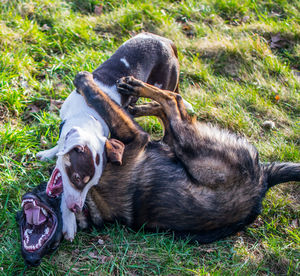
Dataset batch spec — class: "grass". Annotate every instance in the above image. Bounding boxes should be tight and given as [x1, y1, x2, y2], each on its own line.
[0, 0, 299, 274]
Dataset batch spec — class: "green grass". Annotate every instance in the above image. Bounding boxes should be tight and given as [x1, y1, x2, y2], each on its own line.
[0, 0, 299, 274]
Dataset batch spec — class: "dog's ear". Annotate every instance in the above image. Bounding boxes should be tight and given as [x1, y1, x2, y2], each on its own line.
[105, 139, 125, 165]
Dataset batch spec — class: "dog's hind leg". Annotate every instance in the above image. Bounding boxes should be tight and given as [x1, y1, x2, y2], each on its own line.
[128, 102, 174, 146]
[73, 72, 149, 149]
[117, 76, 190, 122]
[116, 76, 213, 184]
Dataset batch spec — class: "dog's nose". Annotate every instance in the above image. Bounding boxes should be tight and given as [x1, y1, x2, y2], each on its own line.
[69, 203, 80, 213]
[72, 173, 81, 184]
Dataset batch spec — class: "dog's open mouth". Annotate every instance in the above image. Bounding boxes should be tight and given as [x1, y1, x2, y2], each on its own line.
[21, 196, 57, 252]
[46, 168, 63, 197]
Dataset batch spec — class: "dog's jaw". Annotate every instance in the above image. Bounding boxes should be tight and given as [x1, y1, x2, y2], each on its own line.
[46, 168, 63, 197]
[49, 137, 105, 240]
[59, 159, 104, 241]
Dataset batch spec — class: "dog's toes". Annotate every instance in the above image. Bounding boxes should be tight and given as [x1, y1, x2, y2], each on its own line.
[126, 76, 143, 87]
[63, 220, 77, 242]
[117, 84, 139, 97]
[74, 71, 93, 90]
[127, 105, 137, 115]
[117, 76, 143, 86]
[116, 76, 143, 97]
[36, 152, 43, 160]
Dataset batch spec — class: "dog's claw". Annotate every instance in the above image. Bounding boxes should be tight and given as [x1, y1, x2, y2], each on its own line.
[116, 76, 142, 97]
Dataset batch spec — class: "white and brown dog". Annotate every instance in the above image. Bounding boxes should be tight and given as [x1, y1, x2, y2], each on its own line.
[37, 33, 193, 240]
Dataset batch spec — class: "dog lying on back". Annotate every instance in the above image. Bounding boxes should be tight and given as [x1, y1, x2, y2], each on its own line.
[71, 72, 299, 242]
[19, 73, 299, 266]
[36, 33, 193, 241]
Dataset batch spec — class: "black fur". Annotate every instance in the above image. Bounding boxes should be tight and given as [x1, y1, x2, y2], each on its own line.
[263, 162, 300, 188]
[16, 182, 63, 266]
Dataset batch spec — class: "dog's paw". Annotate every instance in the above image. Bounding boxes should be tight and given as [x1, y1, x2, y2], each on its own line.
[36, 148, 56, 161]
[61, 196, 77, 241]
[62, 211, 77, 241]
[116, 76, 143, 97]
[74, 71, 93, 94]
[36, 151, 49, 161]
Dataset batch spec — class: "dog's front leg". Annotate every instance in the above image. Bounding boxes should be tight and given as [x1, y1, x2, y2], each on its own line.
[61, 193, 77, 241]
[36, 145, 59, 161]
[74, 72, 149, 147]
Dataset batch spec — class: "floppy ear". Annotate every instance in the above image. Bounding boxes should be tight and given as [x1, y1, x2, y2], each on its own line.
[57, 128, 85, 156]
[105, 139, 125, 165]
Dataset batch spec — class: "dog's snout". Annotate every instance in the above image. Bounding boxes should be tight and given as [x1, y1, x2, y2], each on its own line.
[72, 173, 81, 184]
[65, 194, 82, 213]
[69, 203, 80, 213]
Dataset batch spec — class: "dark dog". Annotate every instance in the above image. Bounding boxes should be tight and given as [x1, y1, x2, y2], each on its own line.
[16, 182, 63, 266]
[16, 181, 94, 266]
[73, 72, 299, 243]
[18, 72, 299, 265]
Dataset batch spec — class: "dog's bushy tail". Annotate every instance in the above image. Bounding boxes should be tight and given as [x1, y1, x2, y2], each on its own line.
[263, 162, 300, 189]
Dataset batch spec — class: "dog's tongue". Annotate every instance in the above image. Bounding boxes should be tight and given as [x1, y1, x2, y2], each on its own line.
[24, 204, 46, 225]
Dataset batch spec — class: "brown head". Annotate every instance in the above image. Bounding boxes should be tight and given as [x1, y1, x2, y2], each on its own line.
[46, 125, 125, 213]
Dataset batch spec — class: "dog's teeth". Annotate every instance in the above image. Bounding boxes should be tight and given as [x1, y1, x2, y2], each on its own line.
[21, 198, 34, 207]
[38, 238, 42, 247]
[41, 208, 48, 216]
[45, 227, 49, 235]
[48, 190, 52, 195]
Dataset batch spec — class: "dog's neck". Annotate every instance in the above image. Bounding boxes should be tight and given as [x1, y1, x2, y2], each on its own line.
[93, 79, 121, 105]
[59, 79, 121, 136]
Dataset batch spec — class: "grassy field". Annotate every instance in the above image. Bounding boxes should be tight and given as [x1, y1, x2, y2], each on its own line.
[0, 0, 299, 274]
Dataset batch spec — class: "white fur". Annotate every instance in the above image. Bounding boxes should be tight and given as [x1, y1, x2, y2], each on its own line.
[55, 123, 107, 209]
[93, 79, 121, 105]
[120, 57, 130, 68]
[61, 193, 76, 241]
[182, 99, 194, 112]
[36, 145, 59, 161]
[37, 83, 119, 240]
[154, 83, 162, 89]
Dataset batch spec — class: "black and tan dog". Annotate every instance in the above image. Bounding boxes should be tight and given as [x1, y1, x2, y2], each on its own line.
[18, 72, 299, 265]
[70, 72, 300, 243]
